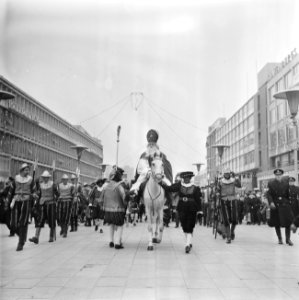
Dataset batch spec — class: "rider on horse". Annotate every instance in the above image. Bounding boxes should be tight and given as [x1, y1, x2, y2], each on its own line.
[130, 129, 173, 202]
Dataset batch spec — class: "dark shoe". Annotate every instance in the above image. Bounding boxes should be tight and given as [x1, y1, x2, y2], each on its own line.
[278, 238, 283, 244]
[99, 229, 103, 233]
[226, 238, 231, 244]
[231, 232, 235, 240]
[115, 244, 124, 249]
[16, 243, 23, 251]
[185, 245, 191, 253]
[9, 232, 15, 237]
[189, 244, 192, 248]
[60, 228, 63, 236]
[95, 225, 98, 231]
[70, 226, 75, 232]
[109, 242, 114, 248]
[286, 240, 293, 246]
[29, 237, 39, 244]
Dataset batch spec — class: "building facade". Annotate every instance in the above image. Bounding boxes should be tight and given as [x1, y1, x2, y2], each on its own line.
[258, 49, 299, 187]
[207, 49, 299, 192]
[0, 76, 103, 183]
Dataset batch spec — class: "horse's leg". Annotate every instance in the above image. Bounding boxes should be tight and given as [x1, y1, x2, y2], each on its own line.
[146, 207, 154, 251]
[157, 207, 164, 243]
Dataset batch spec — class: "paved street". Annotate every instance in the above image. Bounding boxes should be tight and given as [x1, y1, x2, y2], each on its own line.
[1, 221, 299, 300]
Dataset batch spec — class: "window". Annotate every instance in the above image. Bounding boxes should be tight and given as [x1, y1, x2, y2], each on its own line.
[269, 85, 275, 103]
[270, 108, 276, 124]
[293, 63, 299, 75]
[270, 132, 277, 149]
[276, 78, 284, 92]
[277, 128, 285, 146]
[277, 103, 285, 120]
[284, 71, 292, 89]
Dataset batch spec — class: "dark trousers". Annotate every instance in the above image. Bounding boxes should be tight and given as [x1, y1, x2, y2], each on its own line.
[35, 202, 56, 228]
[70, 201, 79, 228]
[275, 226, 291, 241]
[179, 210, 197, 234]
[57, 200, 72, 226]
[221, 199, 239, 226]
[10, 200, 31, 246]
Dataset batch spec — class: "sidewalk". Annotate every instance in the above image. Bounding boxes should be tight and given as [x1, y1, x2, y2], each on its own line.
[1, 221, 299, 300]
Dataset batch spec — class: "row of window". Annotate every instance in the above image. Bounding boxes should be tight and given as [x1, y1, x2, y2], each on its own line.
[268, 62, 299, 103]
[216, 114, 254, 143]
[0, 106, 102, 166]
[0, 80, 102, 155]
[216, 99, 255, 140]
[0, 131, 101, 179]
[220, 150, 255, 174]
[269, 125, 296, 149]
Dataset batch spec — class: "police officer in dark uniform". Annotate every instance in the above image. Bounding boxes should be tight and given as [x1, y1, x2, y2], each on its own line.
[267, 169, 294, 246]
[160, 171, 202, 254]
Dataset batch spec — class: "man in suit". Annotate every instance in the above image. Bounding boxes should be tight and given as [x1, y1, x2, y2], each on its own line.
[267, 169, 294, 246]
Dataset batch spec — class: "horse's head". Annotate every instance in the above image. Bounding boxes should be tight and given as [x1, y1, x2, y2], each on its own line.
[150, 152, 164, 182]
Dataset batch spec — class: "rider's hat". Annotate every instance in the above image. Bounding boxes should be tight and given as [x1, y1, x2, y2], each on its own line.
[147, 129, 159, 143]
[180, 171, 194, 179]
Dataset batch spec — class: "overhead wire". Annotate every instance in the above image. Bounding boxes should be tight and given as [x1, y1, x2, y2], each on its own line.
[79, 94, 130, 124]
[147, 97, 207, 133]
[144, 99, 205, 158]
[95, 97, 130, 138]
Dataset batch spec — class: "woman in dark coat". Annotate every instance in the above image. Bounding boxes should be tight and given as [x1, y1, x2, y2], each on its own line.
[161, 171, 202, 253]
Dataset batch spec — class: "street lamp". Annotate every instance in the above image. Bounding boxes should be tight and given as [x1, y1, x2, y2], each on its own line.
[192, 163, 204, 173]
[273, 86, 299, 183]
[70, 145, 88, 181]
[99, 163, 111, 178]
[212, 144, 230, 176]
[116, 125, 121, 167]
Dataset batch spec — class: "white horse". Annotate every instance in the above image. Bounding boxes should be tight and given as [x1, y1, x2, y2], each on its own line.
[143, 152, 166, 251]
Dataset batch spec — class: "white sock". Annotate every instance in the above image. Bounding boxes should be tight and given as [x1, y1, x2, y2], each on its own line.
[187, 233, 192, 246]
[109, 225, 114, 242]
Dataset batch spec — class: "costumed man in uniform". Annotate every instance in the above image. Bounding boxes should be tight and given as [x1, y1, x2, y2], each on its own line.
[89, 178, 106, 233]
[8, 163, 35, 251]
[289, 177, 299, 237]
[102, 167, 127, 249]
[29, 170, 59, 244]
[217, 168, 241, 244]
[70, 174, 84, 232]
[130, 129, 173, 203]
[160, 171, 202, 253]
[267, 169, 294, 246]
[57, 174, 74, 238]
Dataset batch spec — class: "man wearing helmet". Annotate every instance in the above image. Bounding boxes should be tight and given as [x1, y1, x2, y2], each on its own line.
[131, 129, 173, 200]
[29, 170, 59, 244]
[8, 163, 35, 251]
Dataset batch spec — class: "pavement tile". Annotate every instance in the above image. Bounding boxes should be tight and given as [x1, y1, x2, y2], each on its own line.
[188, 288, 225, 300]
[1, 223, 299, 300]
[88, 286, 124, 299]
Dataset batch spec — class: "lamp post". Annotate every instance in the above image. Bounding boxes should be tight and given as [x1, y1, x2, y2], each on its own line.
[99, 163, 111, 179]
[116, 125, 121, 167]
[193, 163, 204, 173]
[70, 145, 88, 182]
[273, 86, 299, 183]
[212, 144, 230, 177]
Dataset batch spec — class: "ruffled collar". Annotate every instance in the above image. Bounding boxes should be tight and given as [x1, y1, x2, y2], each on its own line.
[221, 177, 235, 184]
[40, 181, 53, 189]
[15, 174, 32, 184]
[181, 182, 193, 188]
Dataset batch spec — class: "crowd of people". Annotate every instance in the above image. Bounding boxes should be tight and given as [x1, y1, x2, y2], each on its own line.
[1, 129, 299, 254]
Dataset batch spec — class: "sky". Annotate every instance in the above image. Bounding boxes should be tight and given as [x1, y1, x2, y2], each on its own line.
[0, 0, 299, 177]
